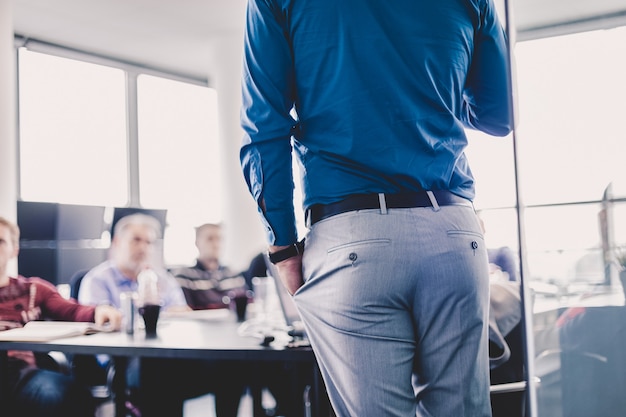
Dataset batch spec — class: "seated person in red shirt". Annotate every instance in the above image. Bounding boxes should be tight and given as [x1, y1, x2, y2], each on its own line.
[0, 216, 122, 417]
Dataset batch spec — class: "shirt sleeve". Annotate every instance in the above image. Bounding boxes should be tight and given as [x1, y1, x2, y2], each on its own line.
[240, 0, 299, 246]
[78, 270, 115, 307]
[159, 271, 189, 310]
[35, 278, 96, 322]
[461, 0, 514, 137]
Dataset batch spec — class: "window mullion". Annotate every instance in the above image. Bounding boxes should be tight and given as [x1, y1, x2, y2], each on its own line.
[125, 72, 140, 206]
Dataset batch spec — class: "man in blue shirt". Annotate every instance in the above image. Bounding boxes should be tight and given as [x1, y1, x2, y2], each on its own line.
[240, 1, 513, 415]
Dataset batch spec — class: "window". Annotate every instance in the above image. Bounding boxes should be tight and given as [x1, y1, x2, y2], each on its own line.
[18, 49, 127, 206]
[515, 27, 626, 206]
[137, 75, 221, 265]
[462, 26, 626, 290]
[513, 26, 626, 289]
[17, 47, 222, 267]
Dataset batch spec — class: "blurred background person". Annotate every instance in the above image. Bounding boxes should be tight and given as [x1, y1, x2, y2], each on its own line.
[78, 213, 244, 417]
[171, 223, 249, 310]
[173, 224, 313, 417]
[78, 213, 190, 311]
[478, 213, 520, 282]
[0, 216, 121, 417]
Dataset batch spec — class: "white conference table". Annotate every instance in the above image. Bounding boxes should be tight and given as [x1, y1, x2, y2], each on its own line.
[0, 313, 331, 417]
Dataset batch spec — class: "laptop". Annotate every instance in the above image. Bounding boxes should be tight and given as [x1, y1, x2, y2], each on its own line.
[263, 254, 308, 340]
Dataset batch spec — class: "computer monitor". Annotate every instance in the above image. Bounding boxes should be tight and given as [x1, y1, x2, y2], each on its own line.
[17, 201, 107, 241]
[57, 247, 108, 285]
[17, 201, 58, 241]
[57, 203, 106, 240]
[18, 248, 57, 284]
[110, 207, 167, 239]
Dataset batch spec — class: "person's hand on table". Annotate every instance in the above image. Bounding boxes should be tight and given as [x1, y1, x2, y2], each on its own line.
[94, 305, 123, 330]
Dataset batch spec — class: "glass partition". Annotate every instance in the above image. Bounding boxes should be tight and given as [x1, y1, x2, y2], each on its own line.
[513, 26, 626, 417]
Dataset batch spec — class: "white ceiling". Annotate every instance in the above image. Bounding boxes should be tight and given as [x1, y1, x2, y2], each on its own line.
[12, 0, 248, 83]
[11, 0, 626, 84]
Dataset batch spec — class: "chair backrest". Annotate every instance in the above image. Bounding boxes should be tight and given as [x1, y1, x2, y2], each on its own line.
[69, 268, 91, 301]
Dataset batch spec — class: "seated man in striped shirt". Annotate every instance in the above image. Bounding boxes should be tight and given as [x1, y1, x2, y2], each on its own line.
[170, 223, 249, 310]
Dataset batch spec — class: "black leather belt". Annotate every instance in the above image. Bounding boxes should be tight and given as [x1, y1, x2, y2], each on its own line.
[306, 190, 471, 226]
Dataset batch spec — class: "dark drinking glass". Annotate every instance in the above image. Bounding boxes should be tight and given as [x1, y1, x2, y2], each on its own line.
[233, 296, 249, 322]
[138, 304, 161, 338]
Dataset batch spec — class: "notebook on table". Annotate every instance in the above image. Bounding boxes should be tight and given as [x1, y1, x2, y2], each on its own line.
[0, 321, 114, 342]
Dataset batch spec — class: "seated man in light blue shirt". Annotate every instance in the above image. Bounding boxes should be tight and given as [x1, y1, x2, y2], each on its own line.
[78, 213, 244, 417]
[78, 213, 189, 311]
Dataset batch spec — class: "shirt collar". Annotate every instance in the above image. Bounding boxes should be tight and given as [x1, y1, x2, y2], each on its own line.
[108, 260, 138, 290]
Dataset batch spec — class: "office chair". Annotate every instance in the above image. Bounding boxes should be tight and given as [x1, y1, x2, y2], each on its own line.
[490, 322, 526, 417]
[34, 350, 72, 375]
[69, 268, 91, 301]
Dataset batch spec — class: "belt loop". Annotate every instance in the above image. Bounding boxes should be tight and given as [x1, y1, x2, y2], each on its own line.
[426, 191, 440, 212]
[305, 209, 312, 228]
[378, 193, 388, 214]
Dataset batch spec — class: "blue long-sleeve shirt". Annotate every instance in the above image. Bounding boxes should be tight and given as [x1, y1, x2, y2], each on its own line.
[240, 0, 513, 245]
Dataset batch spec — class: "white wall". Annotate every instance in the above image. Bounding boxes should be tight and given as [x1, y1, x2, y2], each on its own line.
[208, 34, 267, 272]
[0, 0, 17, 275]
